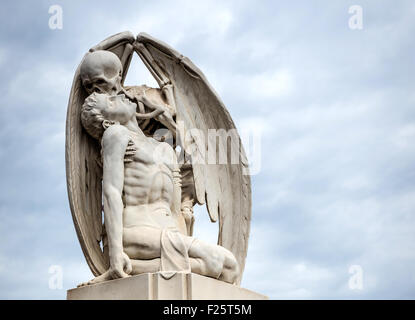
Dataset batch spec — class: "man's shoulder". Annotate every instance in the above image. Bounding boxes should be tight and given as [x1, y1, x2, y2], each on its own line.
[102, 125, 130, 146]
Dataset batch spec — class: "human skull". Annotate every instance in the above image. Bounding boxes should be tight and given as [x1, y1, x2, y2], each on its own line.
[80, 50, 123, 95]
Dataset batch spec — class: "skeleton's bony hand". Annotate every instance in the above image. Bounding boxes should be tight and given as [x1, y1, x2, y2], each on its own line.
[109, 252, 132, 279]
[138, 89, 176, 134]
[124, 140, 137, 163]
[155, 107, 176, 134]
[137, 89, 159, 111]
[136, 90, 167, 120]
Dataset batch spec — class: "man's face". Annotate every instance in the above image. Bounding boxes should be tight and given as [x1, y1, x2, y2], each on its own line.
[95, 93, 136, 124]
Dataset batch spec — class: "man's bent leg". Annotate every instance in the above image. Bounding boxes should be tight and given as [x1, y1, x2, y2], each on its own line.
[187, 238, 239, 284]
[217, 246, 239, 284]
[123, 226, 162, 260]
[131, 258, 160, 275]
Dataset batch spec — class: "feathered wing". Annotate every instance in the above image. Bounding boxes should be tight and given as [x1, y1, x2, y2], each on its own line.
[66, 32, 135, 276]
[136, 33, 252, 284]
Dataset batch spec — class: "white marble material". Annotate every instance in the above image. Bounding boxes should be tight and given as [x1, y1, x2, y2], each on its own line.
[68, 273, 267, 300]
[66, 32, 252, 292]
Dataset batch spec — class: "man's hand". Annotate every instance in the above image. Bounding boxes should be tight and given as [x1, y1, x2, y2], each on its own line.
[109, 251, 132, 279]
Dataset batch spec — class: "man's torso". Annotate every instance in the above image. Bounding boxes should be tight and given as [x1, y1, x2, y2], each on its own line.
[122, 131, 178, 230]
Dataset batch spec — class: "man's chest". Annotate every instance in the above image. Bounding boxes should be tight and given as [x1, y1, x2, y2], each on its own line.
[127, 135, 171, 167]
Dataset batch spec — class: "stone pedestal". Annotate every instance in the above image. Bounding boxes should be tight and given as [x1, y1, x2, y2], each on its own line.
[67, 272, 267, 300]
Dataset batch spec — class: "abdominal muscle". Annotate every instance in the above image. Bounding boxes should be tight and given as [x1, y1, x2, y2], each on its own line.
[122, 203, 178, 260]
[123, 202, 177, 229]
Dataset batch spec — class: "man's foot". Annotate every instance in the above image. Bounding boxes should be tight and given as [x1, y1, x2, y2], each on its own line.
[77, 270, 112, 287]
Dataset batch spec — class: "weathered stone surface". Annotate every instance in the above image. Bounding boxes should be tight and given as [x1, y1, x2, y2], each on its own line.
[67, 272, 267, 300]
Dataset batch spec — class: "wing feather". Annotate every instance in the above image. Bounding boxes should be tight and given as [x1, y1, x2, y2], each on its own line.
[66, 71, 106, 276]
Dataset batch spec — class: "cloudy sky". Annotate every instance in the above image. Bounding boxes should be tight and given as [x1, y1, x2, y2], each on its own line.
[0, 0, 414, 299]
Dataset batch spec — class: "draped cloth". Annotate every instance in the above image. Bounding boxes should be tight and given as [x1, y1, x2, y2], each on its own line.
[159, 227, 193, 279]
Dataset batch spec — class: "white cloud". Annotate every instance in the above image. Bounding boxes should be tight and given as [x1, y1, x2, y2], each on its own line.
[250, 69, 294, 98]
[392, 124, 415, 149]
[7, 62, 73, 106]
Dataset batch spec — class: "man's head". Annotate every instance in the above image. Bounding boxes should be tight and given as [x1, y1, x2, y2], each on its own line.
[80, 50, 123, 95]
[81, 92, 137, 139]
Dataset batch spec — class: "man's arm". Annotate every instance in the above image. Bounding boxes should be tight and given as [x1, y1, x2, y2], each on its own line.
[101, 125, 132, 279]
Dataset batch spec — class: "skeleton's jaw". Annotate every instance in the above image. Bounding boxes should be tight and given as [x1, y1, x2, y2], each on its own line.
[85, 81, 121, 96]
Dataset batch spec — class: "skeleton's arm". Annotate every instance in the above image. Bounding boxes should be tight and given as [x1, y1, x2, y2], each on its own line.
[136, 88, 177, 136]
[134, 42, 169, 87]
[90, 31, 135, 52]
[134, 41, 177, 115]
[161, 84, 176, 114]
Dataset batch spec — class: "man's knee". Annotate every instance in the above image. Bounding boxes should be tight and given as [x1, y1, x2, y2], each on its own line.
[189, 239, 225, 278]
[221, 247, 239, 274]
[207, 248, 226, 277]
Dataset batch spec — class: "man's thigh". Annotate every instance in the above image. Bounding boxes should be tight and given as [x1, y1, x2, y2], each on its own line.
[123, 226, 162, 259]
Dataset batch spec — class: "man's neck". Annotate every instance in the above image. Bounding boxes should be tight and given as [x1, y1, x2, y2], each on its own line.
[124, 118, 145, 137]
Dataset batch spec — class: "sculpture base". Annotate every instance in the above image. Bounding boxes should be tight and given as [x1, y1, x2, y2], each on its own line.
[67, 272, 267, 300]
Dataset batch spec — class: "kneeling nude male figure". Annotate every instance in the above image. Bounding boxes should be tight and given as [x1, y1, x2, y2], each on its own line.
[79, 92, 239, 286]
